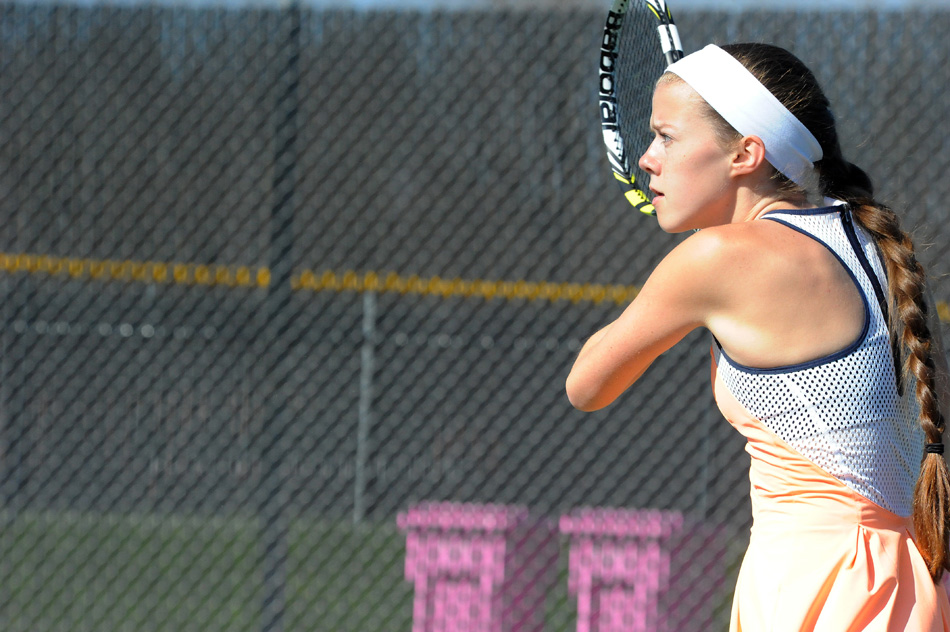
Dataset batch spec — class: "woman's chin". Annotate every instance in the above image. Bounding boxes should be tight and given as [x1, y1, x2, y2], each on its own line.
[655, 214, 691, 234]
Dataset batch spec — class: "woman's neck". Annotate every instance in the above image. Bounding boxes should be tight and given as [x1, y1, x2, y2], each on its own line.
[735, 189, 813, 223]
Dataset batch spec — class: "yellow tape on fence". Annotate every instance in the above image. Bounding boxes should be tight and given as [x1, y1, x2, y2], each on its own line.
[291, 269, 638, 305]
[1, 252, 949, 320]
[0, 252, 639, 306]
[0, 253, 269, 288]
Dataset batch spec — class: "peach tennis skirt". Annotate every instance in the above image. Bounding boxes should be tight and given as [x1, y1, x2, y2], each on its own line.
[712, 354, 950, 631]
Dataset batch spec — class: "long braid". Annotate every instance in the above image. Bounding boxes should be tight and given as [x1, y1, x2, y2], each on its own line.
[815, 109, 950, 579]
[848, 198, 950, 580]
[717, 42, 950, 582]
[816, 99, 950, 581]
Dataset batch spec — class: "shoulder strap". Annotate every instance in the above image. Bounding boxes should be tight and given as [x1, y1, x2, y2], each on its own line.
[840, 208, 903, 393]
[840, 208, 889, 325]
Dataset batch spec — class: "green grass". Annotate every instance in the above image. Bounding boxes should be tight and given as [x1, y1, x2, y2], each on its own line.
[285, 518, 414, 632]
[0, 509, 578, 632]
[0, 509, 736, 631]
[1, 510, 260, 632]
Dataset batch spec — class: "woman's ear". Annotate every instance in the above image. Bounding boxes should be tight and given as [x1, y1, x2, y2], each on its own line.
[731, 135, 768, 176]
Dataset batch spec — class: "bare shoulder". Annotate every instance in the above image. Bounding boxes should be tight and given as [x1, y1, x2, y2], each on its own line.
[654, 221, 776, 286]
[635, 222, 780, 327]
[565, 218, 843, 410]
[672, 219, 820, 272]
[691, 217, 866, 367]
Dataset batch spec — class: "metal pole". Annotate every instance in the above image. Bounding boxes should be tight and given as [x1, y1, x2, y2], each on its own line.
[354, 291, 376, 523]
[259, 5, 301, 632]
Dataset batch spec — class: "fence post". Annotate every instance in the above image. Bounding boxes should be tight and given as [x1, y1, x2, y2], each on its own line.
[259, 5, 301, 632]
[354, 290, 376, 523]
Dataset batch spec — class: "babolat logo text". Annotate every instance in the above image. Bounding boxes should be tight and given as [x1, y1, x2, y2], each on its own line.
[599, 11, 623, 131]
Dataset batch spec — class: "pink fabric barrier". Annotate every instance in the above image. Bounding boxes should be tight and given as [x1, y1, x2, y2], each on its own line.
[559, 508, 684, 632]
[398, 502, 558, 632]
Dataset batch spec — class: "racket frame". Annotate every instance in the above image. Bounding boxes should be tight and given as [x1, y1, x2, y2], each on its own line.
[599, 0, 683, 215]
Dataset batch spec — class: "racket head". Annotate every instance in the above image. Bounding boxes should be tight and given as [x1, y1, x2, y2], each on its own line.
[599, 0, 683, 215]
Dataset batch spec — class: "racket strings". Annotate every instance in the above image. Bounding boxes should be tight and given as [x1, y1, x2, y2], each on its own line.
[612, 5, 672, 197]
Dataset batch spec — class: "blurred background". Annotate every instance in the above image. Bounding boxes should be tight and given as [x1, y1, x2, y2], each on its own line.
[1, 0, 948, 630]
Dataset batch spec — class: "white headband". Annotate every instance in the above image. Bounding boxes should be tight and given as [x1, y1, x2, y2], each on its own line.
[665, 44, 822, 189]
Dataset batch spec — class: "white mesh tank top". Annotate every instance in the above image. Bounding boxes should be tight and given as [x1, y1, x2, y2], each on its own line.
[714, 205, 923, 516]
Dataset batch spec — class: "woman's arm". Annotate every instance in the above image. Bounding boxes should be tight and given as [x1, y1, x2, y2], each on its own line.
[566, 228, 731, 411]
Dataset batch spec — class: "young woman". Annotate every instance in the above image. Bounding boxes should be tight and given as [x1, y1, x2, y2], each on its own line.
[566, 43, 950, 630]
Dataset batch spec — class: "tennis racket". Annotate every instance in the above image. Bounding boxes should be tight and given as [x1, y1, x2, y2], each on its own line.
[599, 0, 684, 215]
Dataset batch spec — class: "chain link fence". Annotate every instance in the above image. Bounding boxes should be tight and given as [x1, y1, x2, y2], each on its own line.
[1, 3, 948, 631]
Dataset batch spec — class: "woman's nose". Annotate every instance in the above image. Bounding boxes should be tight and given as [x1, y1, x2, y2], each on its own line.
[638, 142, 658, 175]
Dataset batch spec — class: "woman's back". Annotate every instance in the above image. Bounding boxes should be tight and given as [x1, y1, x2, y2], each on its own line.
[715, 205, 925, 514]
[698, 208, 865, 370]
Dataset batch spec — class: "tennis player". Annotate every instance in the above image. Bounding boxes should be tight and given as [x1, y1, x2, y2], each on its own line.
[566, 42, 950, 630]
